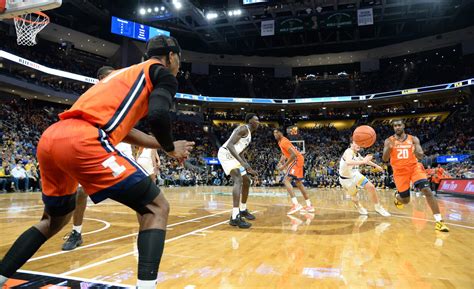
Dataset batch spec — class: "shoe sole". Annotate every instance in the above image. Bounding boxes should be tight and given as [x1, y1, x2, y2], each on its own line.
[229, 222, 252, 229]
[287, 208, 302, 215]
[62, 240, 83, 251]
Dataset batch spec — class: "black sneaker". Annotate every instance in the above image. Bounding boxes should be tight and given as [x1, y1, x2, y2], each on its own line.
[240, 209, 256, 220]
[62, 230, 83, 251]
[229, 214, 252, 229]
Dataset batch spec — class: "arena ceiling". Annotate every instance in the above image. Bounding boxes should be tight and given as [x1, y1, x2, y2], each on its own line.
[45, 0, 474, 56]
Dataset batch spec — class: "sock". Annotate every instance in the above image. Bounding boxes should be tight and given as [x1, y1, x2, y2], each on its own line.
[434, 214, 442, 222]
[232, 207, 239, 219]
[73, 225, 82, 234]
[291, 197, 298, 205]
[239, 203, 247, 211]
[137, 229, 166, 284]
[0, 227, 47, 277]
[136, 279, 157, 289]
[305, 199, 311, 207]
[374, 203, 381, 208]
[0, 275, 7, 286]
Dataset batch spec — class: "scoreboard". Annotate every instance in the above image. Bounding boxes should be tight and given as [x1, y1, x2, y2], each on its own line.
[111, 16, 170, 42]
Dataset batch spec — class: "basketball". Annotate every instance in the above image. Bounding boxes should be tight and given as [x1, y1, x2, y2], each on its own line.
[353, 125, 376, 148]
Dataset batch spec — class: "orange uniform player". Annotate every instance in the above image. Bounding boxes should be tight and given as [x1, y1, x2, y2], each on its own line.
[382, 119, 449, 232]
[0, 35, 194, 289]
[274, 129, 314, 215]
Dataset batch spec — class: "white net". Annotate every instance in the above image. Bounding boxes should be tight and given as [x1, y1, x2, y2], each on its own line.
[14, 12, 49, 46]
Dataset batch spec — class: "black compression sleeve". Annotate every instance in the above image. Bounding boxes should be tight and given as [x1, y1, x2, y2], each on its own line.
[148, 65, 178, 152]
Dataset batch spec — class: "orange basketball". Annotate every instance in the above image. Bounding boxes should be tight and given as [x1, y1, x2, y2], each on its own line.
[353, 125, 376, 148]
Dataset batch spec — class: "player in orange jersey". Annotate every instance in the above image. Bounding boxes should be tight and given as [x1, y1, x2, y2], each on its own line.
[382, 120, 449, 232]
[0, 35, 194, 289]
[274, 129, 314, 215]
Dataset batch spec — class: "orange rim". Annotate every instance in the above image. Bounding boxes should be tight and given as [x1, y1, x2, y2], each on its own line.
[14, 11, 49, 25]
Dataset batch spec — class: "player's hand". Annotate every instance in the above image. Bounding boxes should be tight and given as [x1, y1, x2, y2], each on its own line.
[363, 155, 373, 164]
[166, 140, 195, 161]
[244, 164, 257, 176]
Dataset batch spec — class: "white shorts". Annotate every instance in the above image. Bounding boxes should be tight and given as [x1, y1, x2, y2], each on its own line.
[339, 171, 368, 196]
[217, 147, 247, 176]
[137, 159, 154, 175]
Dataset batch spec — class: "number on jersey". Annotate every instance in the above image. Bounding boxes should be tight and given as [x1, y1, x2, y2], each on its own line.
[397, 149, 409, 159]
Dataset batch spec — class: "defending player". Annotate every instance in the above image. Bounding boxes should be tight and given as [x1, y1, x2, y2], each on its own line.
[382, 119, 449, 232]
[339, 141, 390, 217]
[217, 113, 260, 228]
[0, 35, 195, 289]
[273, 129, 314, 215]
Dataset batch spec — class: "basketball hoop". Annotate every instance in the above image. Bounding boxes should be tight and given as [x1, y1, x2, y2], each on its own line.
[14, 11, 49, 46]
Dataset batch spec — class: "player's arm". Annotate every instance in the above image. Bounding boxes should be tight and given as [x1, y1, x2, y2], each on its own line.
[382, 138, 392, 162]
[367, 160, 384, 172]
[278, 155, 286, 167]
[344, 150, 372, 166]
[226, 127, 251, 169]
[123, 129, 161, 149]
[147, 65, 194, 159]
[412, 136, 424, 160]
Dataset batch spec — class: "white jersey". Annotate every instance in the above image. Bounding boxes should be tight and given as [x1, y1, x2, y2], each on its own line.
[115, 142, 133, 159]
[222, 125, 251, 155]
[137, 148, 156, 175]
[339, 148, 363, 178]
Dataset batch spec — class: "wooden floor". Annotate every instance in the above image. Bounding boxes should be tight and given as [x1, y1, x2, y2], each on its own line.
[1, 186, 473, 289]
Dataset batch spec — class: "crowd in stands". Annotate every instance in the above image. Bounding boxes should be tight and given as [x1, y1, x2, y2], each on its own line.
[0, 95, 472, 193]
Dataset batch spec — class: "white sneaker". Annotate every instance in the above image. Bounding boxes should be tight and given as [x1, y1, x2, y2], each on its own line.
[354, 202, 368, 215]
[287, 204, 303, 215]
[374, 204, 391, 217]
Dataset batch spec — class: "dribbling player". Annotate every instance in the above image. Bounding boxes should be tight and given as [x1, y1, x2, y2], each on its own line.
[339, 141, 390, 217]
[0, 35, 195, 289]
[382, 119, 449, 232]
[217, 113, 260, 228]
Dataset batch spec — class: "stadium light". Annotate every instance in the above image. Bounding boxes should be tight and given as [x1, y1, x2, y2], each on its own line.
[147, 8, 152, 13]
[161, 6, 165, 11]
[173, 0, 182, 10]
[206, 12, 218, 20]
[154, 7, 159, 12]
[139, 8, 146, 15]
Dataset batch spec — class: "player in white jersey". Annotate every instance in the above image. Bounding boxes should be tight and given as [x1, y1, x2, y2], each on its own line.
[217, 113, 260, 228]
[338, 141, 390, 217]
[137, 147, 160, 183]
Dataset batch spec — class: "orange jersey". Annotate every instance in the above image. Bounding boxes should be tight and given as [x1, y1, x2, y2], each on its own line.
[389, 134, 418, 171]
[59, 59, 163, 145]
[278, 137, 303, 160]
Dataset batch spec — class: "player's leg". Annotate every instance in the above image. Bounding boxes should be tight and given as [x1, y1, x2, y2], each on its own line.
[293, 159, 313, 212]
[412, 167, 449, 232]
[363, 180, 390, 217]
[284, 175, 303, 215]
[393, 171, 411, 208]
[239, 174, 255, 220]
[0, 129, 77, 285]
[62, 185, 87, 250]
[228, 168, 251, 228]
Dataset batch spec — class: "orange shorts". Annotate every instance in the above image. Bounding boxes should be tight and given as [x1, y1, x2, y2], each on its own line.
[285, 157, 304, 180]
[37, 119, 148, 206]
[393, 163, 427, 193]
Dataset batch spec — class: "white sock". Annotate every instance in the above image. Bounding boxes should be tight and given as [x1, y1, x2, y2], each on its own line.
[73, 225, 82, 234]
[232, 207, 239, 219]
[305, 199, 311, 206]
[0, 275, 7, 286]
[137, 279, 157, 289]
[291, 197, 298, 205]
[434, 214, 442, 222]
[240, 203, 247, 211]
[374, 203, 381, 208]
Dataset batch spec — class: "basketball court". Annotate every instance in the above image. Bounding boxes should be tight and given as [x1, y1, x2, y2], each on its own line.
[1, 187, 473, 288]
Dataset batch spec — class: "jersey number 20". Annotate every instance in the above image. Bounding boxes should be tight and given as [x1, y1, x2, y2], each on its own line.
[397, 149, 409, 159]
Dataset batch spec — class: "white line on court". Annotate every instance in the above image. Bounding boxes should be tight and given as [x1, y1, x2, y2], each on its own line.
[0, 205, 44, 212]
[17, 269, 134, 288]
[27, 210, 231, 262]
[61, 219, 230, 276]
[81, 218, 111, 236]
[61, 211, 259, 276]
